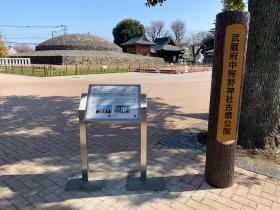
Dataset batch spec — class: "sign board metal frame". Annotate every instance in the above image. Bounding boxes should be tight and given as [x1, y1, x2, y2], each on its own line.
[79, 85, 147, 182]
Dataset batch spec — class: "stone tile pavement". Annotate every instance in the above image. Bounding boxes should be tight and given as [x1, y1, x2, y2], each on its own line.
[0, 72, 280, 209]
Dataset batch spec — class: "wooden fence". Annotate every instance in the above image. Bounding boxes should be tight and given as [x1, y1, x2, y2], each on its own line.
[0, 63, 212, 77]
[137, 64, 212, 74]
[0, 64, 135, 77]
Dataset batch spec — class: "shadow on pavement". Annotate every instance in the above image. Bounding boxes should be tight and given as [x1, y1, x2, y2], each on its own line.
[0, 95, 211, 208]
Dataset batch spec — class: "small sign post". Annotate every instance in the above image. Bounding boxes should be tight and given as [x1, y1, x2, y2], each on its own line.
[66, 84, 156, 191]
[205, 11, 250, 188]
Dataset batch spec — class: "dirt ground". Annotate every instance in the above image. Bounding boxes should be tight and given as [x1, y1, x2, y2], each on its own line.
[197, 132, 280, 165]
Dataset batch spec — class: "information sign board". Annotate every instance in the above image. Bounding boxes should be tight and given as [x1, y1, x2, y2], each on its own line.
[84, 84, 141, 122]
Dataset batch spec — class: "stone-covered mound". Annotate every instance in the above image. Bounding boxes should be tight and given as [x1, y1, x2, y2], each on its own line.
[36, 34, 122, 52]
[13, 50, 165, 66]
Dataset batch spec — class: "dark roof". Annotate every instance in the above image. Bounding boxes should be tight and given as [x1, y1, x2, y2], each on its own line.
[160, 45, 183, 52]
[121, 36, 155, 46]
[155, 36, 175, 46]
[154, 36, 183, 52]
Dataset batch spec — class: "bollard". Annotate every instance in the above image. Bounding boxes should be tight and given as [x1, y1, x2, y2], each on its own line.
[205, 11, 250, 188]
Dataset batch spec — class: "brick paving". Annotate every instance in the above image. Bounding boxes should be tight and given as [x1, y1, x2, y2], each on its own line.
[0, 72, 280, 210]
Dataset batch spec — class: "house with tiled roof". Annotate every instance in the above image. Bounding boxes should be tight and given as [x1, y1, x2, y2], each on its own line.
[152, 36, 184, 62]
[121, 36, 184, 62]
[120, 35, 155, 56]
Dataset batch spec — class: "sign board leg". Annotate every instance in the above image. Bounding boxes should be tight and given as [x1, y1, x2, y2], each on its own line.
[79, 113, 89, 181]
[141, 94, 147, 180]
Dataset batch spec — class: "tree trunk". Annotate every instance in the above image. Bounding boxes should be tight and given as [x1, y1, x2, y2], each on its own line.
[238, 1, 280, 149]
[205, 11, 249, 188]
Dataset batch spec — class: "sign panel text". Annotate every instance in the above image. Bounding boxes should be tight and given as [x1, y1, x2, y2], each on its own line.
[217, 24, 247, 144]
[84, 85, 141, 122]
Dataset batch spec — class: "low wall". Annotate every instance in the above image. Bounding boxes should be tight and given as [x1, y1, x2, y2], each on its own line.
[10, 56, 63, 65]
[63, 55, 164, 66]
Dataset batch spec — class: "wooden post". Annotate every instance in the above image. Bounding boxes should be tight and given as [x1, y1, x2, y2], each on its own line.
[44, 66, 47, 77]
[205, 11, 249, 188]
[75, 64, 78, 75]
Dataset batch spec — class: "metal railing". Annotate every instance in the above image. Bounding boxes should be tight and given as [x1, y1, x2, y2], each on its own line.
[0, 58, 31, 67]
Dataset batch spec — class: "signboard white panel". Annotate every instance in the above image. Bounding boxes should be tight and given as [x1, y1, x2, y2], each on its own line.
[84, 84, 141, 122]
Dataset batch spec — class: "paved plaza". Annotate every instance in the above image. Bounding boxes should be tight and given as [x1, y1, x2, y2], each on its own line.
[0, 72, 280, 210]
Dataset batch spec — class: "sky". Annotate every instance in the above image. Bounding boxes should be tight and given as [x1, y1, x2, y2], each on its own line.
[0, 0, 223, 47]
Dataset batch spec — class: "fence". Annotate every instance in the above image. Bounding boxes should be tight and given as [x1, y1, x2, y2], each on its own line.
[0, 58, 31, 67]
[185, 65, 212, 73]
[0, 63, 212, 77]
[0, 64, 135, 77]
[137, 64, 212, 74]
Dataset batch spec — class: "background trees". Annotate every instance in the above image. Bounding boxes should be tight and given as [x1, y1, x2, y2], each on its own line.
[145, 0, 166, 7]
[145, 0, 245, 10]
[221, 0, 245, 11]
[146, 21, 167, 42]
[0, 39, 8, 58]
[185, 31, 209, 62]
[201, 32, 214, 53]
[145, 17, 214, 63]
[112, 19, 145, 46]
[146, 20, 187, 46]
[14, 44, 33, 53]
[170, 20, 186, 46]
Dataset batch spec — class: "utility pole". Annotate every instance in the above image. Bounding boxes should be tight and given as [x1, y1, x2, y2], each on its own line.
[61, 25, 67, 34]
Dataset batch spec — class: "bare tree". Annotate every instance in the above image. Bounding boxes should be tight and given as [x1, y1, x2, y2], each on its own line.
[146, 21, 166, 42]
[170, 20, 186, 46]
[14, 44, 33, 53]
[186, 31, 208, 63]
[163, 30, 169, 37]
